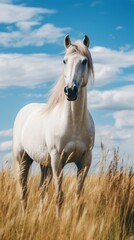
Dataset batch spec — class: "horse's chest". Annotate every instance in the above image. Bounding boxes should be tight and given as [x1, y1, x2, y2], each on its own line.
[62, 138, 87, 163]
[55, 119, 91, 151]
[65, 138, 86, 153]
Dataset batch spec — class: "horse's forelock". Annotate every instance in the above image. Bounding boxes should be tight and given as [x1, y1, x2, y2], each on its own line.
[66, 41, 94, 77]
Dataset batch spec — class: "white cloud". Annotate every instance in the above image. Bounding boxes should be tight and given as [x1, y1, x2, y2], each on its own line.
[88, 85, 134, 160]
[0, 53, 63, 87]
[0, 140, 12, 151]
[93, 63, 121, 83]
[88, 84, 134, 163]
[0, 0, 12, 3]
[94, 124, 134, 167]
[91, 46, 134, 85]
[0, 3, 54, 24]
[0, 3, 70, 47]
[96, 125, 133, 142]
[16, 21, 40, 32]
[88, 85, 134, 110]
[90, 1, 103, 7]
[115, 26, 123, 30]
[122, 74, 134, 82]
[0, 23, 70, 47]
[119, 44, 131, 51]
[0, 128, 12, 137]
[114, 110, 134, 128]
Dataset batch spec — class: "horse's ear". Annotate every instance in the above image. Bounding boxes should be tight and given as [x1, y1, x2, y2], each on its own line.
[83, 35, 90, 48]
[64, 35, 72, 48]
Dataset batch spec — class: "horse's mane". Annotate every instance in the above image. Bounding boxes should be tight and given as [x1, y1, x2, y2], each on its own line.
[45, 75, 65, 112]
[45, 41, 94, 112]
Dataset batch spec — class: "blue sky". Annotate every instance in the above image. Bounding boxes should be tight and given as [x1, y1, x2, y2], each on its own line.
[0, 0, 134, 170]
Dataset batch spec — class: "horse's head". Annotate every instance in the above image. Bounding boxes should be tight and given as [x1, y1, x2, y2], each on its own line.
[63, 35, 93, 101]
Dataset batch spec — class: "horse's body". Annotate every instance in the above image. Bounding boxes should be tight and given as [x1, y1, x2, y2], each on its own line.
[13, 35, 95, 214]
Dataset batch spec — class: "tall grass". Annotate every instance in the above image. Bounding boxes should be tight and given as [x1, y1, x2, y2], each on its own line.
[0, 149, 134, 240]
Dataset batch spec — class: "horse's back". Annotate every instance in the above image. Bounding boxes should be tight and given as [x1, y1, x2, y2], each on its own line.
[14, 103, 39, 126]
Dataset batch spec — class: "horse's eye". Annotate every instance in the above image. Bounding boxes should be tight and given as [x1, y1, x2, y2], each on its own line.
[82, 59, 88, 65]
[63, 59, 66, 64]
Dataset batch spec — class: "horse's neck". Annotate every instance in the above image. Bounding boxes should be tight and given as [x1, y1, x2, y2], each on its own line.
[64, 87, 87, 128]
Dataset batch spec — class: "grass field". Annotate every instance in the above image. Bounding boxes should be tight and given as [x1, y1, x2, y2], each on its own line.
[0, 149, 134, 240]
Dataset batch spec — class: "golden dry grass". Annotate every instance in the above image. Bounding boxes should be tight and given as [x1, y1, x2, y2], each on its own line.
[0, 151, 134, 240]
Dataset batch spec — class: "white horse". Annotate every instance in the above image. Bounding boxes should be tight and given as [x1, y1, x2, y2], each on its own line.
[13, 35, 95, 215]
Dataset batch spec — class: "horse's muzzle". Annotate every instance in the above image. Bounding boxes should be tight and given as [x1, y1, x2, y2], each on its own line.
[64, 85, 78, 101]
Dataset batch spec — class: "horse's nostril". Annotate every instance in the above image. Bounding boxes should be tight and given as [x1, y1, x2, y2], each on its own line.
[73, 86, 78, 94]
[64, 86, 68, 94]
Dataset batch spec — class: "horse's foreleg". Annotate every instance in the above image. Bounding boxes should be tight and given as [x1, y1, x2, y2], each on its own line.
[51, 150, 64, 218]
[76, 151, 92, 199]
[39, 165, 52, 212]
[17, 151, 33, 211]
